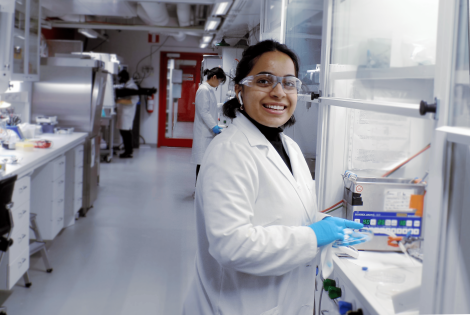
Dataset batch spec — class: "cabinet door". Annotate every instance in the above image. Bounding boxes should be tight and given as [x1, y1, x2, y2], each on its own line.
[26, 0, 39, 79]
[0, 1, 14, 83]
[12, 0, 26, 77]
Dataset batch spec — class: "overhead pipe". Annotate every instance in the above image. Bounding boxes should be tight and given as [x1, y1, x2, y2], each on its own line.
[176, 4, 191, 27]
[137, 2, 170, 26]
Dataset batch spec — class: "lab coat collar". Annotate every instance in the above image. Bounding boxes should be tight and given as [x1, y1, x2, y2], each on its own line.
[203, 81, 216, 91]
[233, 112, 313, 222]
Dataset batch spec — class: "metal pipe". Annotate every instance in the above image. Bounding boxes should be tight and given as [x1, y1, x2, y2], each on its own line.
[49, 21, 205, 34]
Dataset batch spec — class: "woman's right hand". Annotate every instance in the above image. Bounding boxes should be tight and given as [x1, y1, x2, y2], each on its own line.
[212, 125, 223, 134]
[309, 217, 363, 247]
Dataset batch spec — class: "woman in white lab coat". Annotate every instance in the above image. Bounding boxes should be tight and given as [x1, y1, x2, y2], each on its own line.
[116, 69, 139, 158]
[190, 67, 227, 180]
[183, 40, 362, 315]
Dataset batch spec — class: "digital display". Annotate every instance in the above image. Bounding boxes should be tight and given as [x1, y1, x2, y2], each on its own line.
[363, 219, 371, 225]
[399, 220, 407, 226]
[377, 219, 385, 226]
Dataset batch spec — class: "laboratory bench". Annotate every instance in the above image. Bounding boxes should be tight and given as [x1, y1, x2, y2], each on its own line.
[0, 132, 87, 291]
[318, 250, 422, 315]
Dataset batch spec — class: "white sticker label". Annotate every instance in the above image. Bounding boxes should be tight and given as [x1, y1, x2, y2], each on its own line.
[384, 189, 413, 211]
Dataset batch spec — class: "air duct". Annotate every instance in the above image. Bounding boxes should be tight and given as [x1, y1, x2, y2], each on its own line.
[176, 4, 191, 27]
[172, 32, 186, 42]
[137, 2, 170, 26]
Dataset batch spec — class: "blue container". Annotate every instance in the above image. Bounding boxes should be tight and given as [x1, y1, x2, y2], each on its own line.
[6, 125, 23, 139]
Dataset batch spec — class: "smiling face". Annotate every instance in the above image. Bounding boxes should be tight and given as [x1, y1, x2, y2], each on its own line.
[235, 51, 297, 128]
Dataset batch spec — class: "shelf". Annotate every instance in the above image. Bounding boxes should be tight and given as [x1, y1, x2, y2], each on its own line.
[329, 65, 435, 81]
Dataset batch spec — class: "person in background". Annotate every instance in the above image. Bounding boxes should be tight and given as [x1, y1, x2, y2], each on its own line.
[116, 69, 139, 158]
[183, 40, 363, 315]
[190, 67, 227, 181]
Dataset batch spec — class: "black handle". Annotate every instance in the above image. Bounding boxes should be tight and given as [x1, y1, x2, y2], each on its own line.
[419, 100, 437, 115]
[311, 92, 320, 100]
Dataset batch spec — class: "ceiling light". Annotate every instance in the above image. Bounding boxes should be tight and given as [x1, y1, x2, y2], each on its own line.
[205, 17, 221, 31]
[215, 39, 230, 47]
[212, 1, 232, 16]
[200, 43, 208, 49]
[78, 28, 99, 39]
[202, 35, 213, 43]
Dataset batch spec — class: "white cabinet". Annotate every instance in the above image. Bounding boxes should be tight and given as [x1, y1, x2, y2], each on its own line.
[0, 175, 30, 290]
[64, 145, 84, 227]
[11, 0, 40, 81]
[30, 155, 66, 240]
[0, 0, 15, 86]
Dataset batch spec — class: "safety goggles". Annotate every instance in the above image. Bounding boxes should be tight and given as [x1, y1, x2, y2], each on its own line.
[239, 74, 302, 94]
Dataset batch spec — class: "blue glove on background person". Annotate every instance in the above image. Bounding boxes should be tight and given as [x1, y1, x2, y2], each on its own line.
[212, 125, 223, 134]
[309, 217, 364, 247]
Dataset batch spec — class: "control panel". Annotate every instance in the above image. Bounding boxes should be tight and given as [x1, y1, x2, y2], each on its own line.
[353, 211, 422, 237]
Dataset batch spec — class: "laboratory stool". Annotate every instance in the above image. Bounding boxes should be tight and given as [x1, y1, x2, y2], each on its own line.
[22, 213, 53, 288]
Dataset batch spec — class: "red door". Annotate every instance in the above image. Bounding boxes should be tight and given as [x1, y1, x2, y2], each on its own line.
[157, 52, 215, 147]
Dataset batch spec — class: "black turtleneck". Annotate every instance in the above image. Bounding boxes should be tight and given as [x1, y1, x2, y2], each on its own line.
[240, 110, 293, 174]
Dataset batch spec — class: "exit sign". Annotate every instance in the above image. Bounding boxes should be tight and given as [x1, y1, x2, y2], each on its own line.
[148, 33, 159, 43]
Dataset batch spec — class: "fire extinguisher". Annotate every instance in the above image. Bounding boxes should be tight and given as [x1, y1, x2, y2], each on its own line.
[147, 94, 155, 114]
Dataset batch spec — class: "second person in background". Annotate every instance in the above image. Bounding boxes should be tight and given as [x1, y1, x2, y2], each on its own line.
[190, 67, 227, 182]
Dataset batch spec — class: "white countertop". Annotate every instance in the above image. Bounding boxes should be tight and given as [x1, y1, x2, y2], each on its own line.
[0, 132, 87, 177]
[333, 251, 422, 315]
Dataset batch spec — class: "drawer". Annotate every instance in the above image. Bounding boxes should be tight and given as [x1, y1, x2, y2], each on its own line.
[9, 210, 30, 262]
[52, 175, 66, 201]
[51, 214, 64, 238]
[7, 247, 29, 290]
[75, 145, 84, 167]
[74, 196, 83, 214]
[12, 176, 31, 208]
[52, 155, 66, 180]
[75, 165, 84, 184]
[74, 182, 83, 201]
[52, 197, 65, 219]
[11, 201, 30, 227]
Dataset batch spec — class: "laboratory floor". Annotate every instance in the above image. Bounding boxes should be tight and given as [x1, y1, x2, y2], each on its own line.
[1, 147, 198, 315]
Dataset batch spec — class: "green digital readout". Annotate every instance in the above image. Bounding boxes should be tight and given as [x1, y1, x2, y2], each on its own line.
[363, 219, 371, 225]
[377, 219, 385, 226]
[399, 220, 407, 226]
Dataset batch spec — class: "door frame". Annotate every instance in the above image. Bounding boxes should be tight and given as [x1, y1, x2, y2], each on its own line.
[157, 51, 206, 148]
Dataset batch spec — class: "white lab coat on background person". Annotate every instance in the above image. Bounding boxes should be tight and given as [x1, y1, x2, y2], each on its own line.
[116, 78, 139, 130]
[190, 82, 219, 165]
[183, 112, 328, 315]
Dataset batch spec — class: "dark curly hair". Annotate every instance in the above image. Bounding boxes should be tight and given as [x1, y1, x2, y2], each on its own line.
[223, 40, 299, 127]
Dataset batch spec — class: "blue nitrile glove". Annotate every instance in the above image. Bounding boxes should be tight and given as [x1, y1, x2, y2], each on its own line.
[212, 125, 223, 134]
[309, 217, 364, 247]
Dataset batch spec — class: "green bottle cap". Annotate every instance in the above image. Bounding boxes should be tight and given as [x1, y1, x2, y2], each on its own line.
[328, 287, 342, 299]
[323, 279, 336, 291]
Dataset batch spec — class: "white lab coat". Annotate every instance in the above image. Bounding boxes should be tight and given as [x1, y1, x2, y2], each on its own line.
[190, 82, 218, 165]
[183, 112, 328, 315]
[116, 78, 139, 130]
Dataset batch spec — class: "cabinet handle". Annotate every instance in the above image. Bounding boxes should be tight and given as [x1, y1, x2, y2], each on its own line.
[18, 209, 27, 219]
[59, 180, 64, 184]
[58, 217, 63, 222]
[18, 258, 26, 268]
[59, 161, 65, 165]
[18, 234, 26, 243]
[6, 202, 14, 210]
[19, 185, 28, 193]
[58, 199, 64, 203]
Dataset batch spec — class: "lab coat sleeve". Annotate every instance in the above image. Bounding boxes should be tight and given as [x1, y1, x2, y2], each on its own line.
[201, 141, 319, 277]
[195, 87, 217, 130]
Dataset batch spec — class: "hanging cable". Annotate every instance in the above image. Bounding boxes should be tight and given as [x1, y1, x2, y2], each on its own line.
[381, 143, 431, 178]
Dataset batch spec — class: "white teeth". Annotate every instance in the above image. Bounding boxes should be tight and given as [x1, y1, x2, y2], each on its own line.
[265, 105, 285, 110]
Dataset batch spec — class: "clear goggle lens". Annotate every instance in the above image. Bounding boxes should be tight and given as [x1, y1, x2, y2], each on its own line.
[239, 74, 301, 94]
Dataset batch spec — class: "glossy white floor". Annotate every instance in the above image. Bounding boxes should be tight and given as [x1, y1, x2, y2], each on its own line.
[1, 147, 198, 315]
